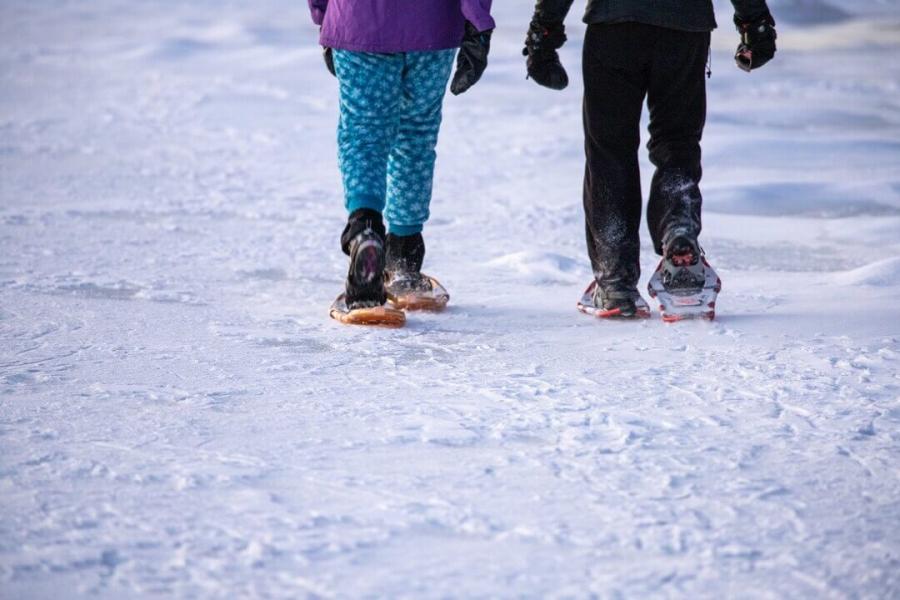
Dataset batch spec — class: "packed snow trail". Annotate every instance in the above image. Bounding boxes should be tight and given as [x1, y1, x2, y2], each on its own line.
[2, 1, 900, 597]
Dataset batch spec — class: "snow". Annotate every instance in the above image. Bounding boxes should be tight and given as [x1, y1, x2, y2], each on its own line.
[2, 0, 900, 598]
[835, 257, 900, 287]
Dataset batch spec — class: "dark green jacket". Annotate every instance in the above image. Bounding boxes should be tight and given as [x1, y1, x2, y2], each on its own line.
[534, 0, 771, 32]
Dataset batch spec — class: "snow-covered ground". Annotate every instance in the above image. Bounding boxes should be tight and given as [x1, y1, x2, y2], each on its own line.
[2, 0, 900, 597]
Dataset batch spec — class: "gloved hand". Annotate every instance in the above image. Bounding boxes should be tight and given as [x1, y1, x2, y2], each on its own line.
[734, 11, 777, 72]
[323, 47, 336, 77]
[523, 18, 568, 90]
[451, 22, 492, 96]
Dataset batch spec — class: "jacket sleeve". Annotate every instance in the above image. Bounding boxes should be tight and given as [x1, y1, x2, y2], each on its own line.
[731, 0, 771, 21]
[308, 0, 327, 25]
[533, 0, 575, 22]
[461, 0, 496, 32]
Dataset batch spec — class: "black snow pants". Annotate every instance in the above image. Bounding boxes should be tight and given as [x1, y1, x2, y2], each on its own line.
[582, 23, 710, 293]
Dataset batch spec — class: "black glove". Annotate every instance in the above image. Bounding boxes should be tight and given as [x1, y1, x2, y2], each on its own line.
[523, 18, 568, 90]
[451, 22, 492, 96]
[734, 11, 777, 72]
[323, 47, 336, 77]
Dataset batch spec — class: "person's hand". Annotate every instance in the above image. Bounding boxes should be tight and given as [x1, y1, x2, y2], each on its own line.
[451, 22, 492, 96]
[734, 11, 777, 72]
[323, 47, 336, 77]
[522, 18, 568, 90]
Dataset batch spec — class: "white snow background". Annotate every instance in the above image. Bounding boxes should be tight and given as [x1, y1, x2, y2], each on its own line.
[2, 0, 900, 597]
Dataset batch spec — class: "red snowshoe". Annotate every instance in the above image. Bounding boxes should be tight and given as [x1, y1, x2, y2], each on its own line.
[577, 280, 652, 320]
[648, 238, 721, 322]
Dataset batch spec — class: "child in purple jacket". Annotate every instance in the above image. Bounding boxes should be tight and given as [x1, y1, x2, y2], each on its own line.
[309, 0, 495, 327]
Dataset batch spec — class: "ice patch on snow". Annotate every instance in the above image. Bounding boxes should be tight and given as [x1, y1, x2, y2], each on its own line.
[714, 0, 852, 23]
[834, 257, 900, 286]
[706, 183, 900, 218]
[486, 251, 585, 285]
[776, 19, 900, 50]
[767, 0, 850, 24]
[710, 1, 900, 51]
[237, 267, 287, 281]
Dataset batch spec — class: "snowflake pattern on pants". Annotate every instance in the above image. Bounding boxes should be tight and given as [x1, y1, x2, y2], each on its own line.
[332, 49, 455, 235]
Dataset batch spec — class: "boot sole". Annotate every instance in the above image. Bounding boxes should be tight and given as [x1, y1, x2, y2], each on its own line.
[347, 239, 385, 302]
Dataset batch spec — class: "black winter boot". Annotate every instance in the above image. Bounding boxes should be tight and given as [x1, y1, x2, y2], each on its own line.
[342, 209, 387, 309]
[661, 229, 705, 291]
[385, 233, 433, 294]
[386, 233, 424, 274]
[593, 285, 639, 318]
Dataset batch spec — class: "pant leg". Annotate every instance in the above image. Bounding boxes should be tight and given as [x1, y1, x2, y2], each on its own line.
[384, 49, 455, 236]
[332, 50, 404, 216]
[582, 24, 652, 291]
[645, 30, 710, 255]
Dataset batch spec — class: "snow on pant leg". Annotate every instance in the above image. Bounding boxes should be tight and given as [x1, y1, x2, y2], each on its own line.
[645, 29, 710, 255]
[384, 49, 455, 236]
[332, 50, 404, 216]
[582, 24, 651, 291]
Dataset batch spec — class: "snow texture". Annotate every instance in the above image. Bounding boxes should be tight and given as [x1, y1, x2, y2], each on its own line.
[2, 0, 900, 598]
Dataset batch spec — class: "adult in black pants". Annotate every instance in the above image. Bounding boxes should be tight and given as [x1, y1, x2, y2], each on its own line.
[523, 0, 777, 317]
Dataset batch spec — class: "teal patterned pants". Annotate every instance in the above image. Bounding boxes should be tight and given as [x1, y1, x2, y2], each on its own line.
[332, 49, 455, 236]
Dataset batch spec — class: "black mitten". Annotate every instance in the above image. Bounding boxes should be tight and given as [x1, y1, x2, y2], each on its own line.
[450, 22, 492, 96]
[734, 11, 777, 72]
[522, 18, 568, 90]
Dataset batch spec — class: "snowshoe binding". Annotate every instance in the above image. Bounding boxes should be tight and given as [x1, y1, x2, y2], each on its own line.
[330, 226, 405, 327]
[648, 234, 721, 322]
[577, 280, 651, 320]
[384, 233, 449, 312]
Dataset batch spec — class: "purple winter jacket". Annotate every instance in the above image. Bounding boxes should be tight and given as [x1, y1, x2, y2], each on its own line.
[308, 0, 494, 53]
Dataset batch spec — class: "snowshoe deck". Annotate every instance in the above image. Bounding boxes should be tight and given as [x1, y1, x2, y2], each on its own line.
[577, 281, 651, 319]
[329, 294, 406, 328]
[386, 275, 449, 312]
[648, 256, 721, 322]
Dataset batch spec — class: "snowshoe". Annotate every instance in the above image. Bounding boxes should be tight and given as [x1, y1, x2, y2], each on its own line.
[384, 232, 449, 312]
[329, 294, 405, 327]
[385, 273, 450, 312]
[330, 227, 405, 327]
[647, 235, 721, 322]
[577, 280, 651, 320]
